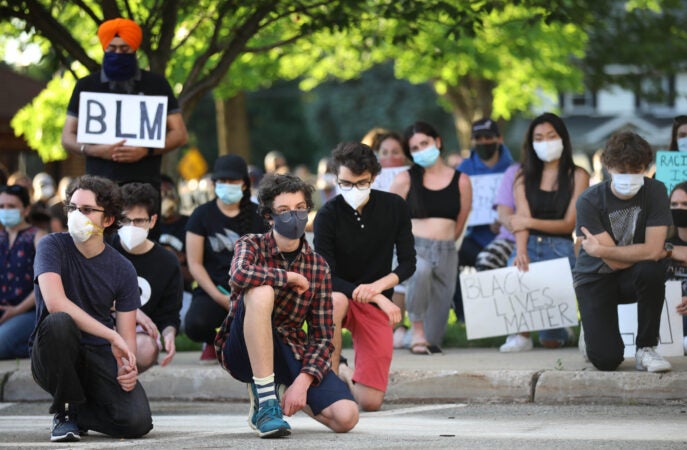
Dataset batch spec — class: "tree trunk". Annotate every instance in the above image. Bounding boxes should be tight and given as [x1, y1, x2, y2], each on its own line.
[215, 92, 251, 162]
[439, 76, 496, 153]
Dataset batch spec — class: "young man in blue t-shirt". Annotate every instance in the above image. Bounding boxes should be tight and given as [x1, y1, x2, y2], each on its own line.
[29, 175, 152, 443]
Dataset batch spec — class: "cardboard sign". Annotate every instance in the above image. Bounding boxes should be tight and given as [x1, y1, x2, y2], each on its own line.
[371, 166, 410, 193]
[655, 150, 687, 195]
[467, 173, 503, 226]
[461, 258, 578, 340]
[77, 92, 168, 148]
[618, 281, 683, 357]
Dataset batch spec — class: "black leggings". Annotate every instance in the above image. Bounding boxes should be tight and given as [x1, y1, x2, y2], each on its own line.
[184, 289, 228, 344]
[30, 312, 152, 438]
[575, 260, 665, 371]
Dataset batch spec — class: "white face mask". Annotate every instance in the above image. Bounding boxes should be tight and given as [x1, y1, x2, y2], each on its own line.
[67, 210, 104, 243]
[118, 224, 149, 251]
[678, 136, 687, 152]
[341, 187, 371, 210]
[612, 173, 645, 197]
[532, 139, 564, 162]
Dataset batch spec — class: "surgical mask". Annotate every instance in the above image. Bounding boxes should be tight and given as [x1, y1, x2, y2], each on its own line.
[0, 209, 22, 228]
[67, 210, 104, 243]
[671, 209, 687, 228]
[612, 173, 644, 197]
[412, 145, 440, 168]
[215, 183, 243, 205]
[118, 224, 149, 251]
[474, 143, 499, 161]
[39, 184, 55, 200]
[102, 52, 138, 81]
[678, 137, 687, 152]
[272, 210, 308, 240]
[341, 187, 371, 210]
[161, 198, 178, 218]
[532, 139, 564, 162]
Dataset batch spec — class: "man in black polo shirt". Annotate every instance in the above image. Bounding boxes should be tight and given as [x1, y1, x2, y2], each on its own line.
[313, 141, 416, 411]
[60, 18, 187, 237]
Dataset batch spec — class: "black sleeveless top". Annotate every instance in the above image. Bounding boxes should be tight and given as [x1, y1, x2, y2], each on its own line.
[407, 166, 461, 220]
[526, 182, 572, 239]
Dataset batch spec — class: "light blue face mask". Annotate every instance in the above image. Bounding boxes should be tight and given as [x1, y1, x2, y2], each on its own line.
[678, 136, 687, 152]
[412, 145, 441, 168]
[0, 208, 23, 228]
[215, 183, 244, 205]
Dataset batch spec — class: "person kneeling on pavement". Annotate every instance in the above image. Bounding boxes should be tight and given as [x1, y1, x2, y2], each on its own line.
[574, 131, 672, 373]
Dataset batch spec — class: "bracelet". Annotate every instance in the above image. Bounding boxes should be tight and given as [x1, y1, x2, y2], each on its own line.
[80, 144, 86, 154]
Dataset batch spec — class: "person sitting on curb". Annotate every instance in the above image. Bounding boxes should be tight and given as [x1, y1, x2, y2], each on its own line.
[215, 173, 359, 438]
[29, 175, 152, 442]
[662, 181, 687, 354]
[314, 141, 415, 411]
[574, 131, 672, 373]
[113, 182, 183, 372]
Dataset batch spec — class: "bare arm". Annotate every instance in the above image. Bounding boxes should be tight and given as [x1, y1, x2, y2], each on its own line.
[454, 172, 472, 240]
[186, 231, 230, 310]
[580, 225, 668, 270]
[511, 175, 531, 271]
[389, 170, 410, 200]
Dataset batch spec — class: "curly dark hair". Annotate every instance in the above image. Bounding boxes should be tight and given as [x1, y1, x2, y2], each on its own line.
[65, 175, 122, 234]
[329, 141, 382, 178]
[120, 182, 159, 216]
[517, 112, 577, 205]
[601, 131, 653, 172]
[257, 173, 314, 220]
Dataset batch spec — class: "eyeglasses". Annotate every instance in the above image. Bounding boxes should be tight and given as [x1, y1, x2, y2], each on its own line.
[64, 204, 105, 215]
[119, 217, 151, 227]
[337, 179, 372, 191]
[273, 208, 310, 223]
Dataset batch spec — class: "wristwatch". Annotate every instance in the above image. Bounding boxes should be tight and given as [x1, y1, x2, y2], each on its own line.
[665, 242, 674, 259]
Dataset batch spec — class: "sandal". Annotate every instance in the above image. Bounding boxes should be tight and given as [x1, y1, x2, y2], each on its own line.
[410, 341, 431, 355]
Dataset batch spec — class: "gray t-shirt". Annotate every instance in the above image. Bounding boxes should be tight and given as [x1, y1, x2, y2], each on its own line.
[573, 178, 672, 286]
[30, 232, 140, 346]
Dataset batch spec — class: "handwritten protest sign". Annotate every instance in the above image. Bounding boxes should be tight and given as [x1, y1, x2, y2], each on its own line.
[655, 150, 687, 195]
[371, 166, 409, 193]
[461, 258, 578, 340]
[467, 173, 503, 226]
[77, 92, 168, 148]
[618, 281, 682, 357]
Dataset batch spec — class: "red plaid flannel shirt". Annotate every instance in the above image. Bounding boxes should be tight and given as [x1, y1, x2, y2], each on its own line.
[215, 232, 334, 384]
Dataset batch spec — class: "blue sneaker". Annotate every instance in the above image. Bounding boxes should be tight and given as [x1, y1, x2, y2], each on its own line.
[247, 383, 285, 430]
[255, 399, 291, 438]
[51, 409, 80, 442]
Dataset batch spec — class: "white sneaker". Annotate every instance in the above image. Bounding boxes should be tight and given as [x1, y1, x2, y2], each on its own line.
[499, 334, 533, 353]
[635, 347, 672, 373]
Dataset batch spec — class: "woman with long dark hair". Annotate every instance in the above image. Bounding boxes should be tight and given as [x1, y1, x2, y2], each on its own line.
[502, 112, 590, 352]
[390, 121, 472, 354]
[184, 155, 267, 362]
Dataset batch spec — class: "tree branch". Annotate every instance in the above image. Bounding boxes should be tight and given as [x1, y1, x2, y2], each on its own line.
[244, 33, 305, 53]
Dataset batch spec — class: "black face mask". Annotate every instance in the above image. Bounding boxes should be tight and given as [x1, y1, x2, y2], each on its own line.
[672, 209, 687, 228]
[475, 143, 499, 161]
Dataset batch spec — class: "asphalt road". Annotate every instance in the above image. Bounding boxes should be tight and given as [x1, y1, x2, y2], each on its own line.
[2, 401, 687, 449]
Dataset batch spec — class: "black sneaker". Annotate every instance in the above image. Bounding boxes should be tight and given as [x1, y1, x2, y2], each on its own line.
[51, 409, 80, 442]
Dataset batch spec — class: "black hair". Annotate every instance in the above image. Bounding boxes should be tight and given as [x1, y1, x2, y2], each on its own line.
[402, 121, 443, 218]
[236, 174, 255, 235]
[120, 182, 159, 216]
[671, 181, 687, 199]
[0, 184, 30, 207]
[257, 173, 314, 221]
[669, 115, 687, 151]
[517, 112, 576, 206]
[65, 175, 122, 234]
[329, 141, 382, 177]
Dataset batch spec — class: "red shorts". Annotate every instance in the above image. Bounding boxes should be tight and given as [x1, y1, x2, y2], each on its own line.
[342, 300, 393, 392]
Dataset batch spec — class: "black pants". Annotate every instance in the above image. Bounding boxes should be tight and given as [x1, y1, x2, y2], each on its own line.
[575, 261, 665, 371]
[184, 289, 227, 344]
[30, 312, 152, 438]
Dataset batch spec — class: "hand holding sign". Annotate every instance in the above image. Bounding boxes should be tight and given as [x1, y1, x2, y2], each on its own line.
[112, 143, 148, 163]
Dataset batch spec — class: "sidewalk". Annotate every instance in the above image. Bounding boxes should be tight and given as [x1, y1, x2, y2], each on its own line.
[2, 348, 686, 405]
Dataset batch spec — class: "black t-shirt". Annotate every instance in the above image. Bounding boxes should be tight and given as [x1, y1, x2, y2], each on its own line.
[113, 239, 183, 332]
[159, 215, 189, 253]
[573, 178, 672, 286]
[313, 190, 416, 300]
[66, 70, 180, 185]
[185, 200, 267, 287]
[666, 235, 687, 296]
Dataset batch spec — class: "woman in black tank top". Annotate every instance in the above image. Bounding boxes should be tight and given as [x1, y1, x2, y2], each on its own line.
[389, 121, 472, 354]
[499, 113, 590, 353]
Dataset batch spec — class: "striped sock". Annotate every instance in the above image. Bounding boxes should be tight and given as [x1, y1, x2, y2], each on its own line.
[253, 374, 277, 408]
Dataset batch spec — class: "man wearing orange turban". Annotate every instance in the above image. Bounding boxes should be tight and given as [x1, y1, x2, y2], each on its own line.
[60, 17, 188, 238]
